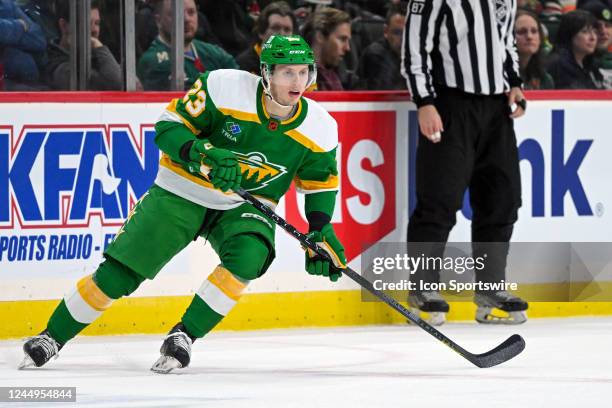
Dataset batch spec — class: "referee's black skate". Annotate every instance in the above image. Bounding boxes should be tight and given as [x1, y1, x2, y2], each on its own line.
[408, 290, 449, 326]
[475, 291, 528, 325]
[18, 330, 62, 369]
[151, 323, 196, 374]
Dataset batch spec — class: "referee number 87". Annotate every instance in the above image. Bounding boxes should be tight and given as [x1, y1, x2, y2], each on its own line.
[411, 1, 425, 14]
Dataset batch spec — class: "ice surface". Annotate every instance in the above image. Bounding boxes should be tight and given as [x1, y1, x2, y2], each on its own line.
[1, 317, 611, 407]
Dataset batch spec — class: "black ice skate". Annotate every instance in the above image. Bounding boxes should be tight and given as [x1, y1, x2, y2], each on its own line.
[151, 323, 196, 374]
[408, 290, 450, 326]
[474, 291, 528, 325]
[18, 330, 62, 369]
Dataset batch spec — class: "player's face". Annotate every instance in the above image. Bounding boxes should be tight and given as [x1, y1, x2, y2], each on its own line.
[269, 64, 310, 106]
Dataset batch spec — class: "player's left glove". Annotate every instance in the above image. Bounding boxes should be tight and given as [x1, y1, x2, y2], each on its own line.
[304, 224, 346, 282]
[186, 140, 242, 192]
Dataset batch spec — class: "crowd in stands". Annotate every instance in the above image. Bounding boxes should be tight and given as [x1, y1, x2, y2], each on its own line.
[519, 0, 612, 89]
[2, 0, 612, 91]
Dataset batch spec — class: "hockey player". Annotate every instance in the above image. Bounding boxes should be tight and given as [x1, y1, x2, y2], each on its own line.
[20, 35, 346, 373]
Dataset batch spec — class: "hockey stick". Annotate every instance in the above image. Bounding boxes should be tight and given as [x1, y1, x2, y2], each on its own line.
[236, 188, 525, 368]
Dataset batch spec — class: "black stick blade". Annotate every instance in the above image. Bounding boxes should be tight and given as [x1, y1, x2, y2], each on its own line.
[469, 334, 526, 368]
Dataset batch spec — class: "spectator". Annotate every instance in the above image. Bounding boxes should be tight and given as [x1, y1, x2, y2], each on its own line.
[47, 0, 122, 90]
[349, 6, 385, 61]
[576, 0, 611, 8]
[357, 2, 406, 90]
[97, 0, 123, 63]
[135, 0, 221, 61]
[517, 0, 543, 13]
[515, 10, 555, 89]
[137, 0, 238, 91]
[349, 0, 387, 18]
[547, 9, 604, 88]
[135, 0, 158, 60]
[236, 1, 296, 74]
[19, 0, 59, 42]
[198, 0, 253, 56]
[580, 1, 612, 87]
[0, 0, 47, 90]
[301, 7, 351, 90]
[540, 1, 578, 42]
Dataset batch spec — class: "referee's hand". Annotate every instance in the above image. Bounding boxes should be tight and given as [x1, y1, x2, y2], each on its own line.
[508, 87, 526, 119]
[417, 105, 444, 143]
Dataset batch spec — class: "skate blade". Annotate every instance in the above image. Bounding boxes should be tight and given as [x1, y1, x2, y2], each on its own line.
[151, 355, 183, 374]
[18, 354, 36, 370]
[476, 308, 527, 325]
[408, 308, 446, 326]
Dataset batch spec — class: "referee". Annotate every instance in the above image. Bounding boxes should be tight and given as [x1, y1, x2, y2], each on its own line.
[402, 0, 528, 325]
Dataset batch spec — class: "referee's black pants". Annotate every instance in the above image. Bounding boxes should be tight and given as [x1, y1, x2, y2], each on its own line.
[408, 87, 522, 290]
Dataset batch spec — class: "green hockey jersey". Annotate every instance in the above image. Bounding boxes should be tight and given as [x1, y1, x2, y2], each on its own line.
[154, 69, 339, 210]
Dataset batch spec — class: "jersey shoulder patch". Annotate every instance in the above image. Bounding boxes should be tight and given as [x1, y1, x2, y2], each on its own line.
[292, 97, 338, 152]
[206, 69, 260, 116]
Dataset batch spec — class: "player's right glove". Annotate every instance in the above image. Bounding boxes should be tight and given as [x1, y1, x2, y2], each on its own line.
[304, 224, 346, 282]
[187, 139, 242, 192]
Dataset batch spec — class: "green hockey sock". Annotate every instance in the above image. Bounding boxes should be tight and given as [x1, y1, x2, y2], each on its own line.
[46, 257, 145, 345]
[47, 300, 88, 345]
[181, 265, 248, 338]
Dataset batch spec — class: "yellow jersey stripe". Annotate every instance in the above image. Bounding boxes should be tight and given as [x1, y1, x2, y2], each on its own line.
[157, 155, 279, 208]
[281, 99, 303, 125]
[294, 174, 339, 191]
[284, 129, 326, 153]
[258, 93, 303, 125]
[159, 154, 221, 191]
[219, 107, 261, 123]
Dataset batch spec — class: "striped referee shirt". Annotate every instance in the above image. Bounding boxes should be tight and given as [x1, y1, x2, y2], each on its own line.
[401, 0, 522, 107]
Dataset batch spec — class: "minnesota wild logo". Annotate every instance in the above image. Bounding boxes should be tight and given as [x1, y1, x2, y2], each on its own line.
[235, 151, 287, 191]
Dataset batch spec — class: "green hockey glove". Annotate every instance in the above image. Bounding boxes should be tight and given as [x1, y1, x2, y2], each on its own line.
[187, 139, 242, 192]
[304, 223, 346, 282]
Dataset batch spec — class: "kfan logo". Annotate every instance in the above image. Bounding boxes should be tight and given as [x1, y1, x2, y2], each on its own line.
[0, 125, 159, 228]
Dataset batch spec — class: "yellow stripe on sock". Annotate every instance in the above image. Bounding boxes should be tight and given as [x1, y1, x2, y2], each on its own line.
[207, 266, 247, 302]
[77, 275, 113, 312]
